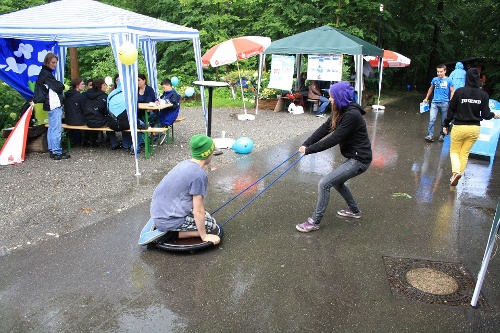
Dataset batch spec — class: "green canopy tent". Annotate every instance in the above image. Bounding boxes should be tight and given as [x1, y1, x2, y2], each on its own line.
[262, 25, 383, 107]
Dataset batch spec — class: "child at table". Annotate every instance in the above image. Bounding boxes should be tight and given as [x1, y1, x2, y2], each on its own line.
[155, 78, 181, 127]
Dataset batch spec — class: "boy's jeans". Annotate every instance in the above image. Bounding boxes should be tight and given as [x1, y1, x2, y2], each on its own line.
[428, 102, 449, 137]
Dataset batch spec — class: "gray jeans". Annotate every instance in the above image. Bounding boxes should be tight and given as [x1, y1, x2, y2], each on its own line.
[311, 158, 370, 223]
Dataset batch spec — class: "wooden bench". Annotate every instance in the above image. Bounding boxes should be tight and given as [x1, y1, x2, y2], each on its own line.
[46, 116, 186, 159]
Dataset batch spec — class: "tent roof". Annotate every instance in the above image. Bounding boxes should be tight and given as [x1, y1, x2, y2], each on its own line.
[0, 0, 199, 46]
[264, 25, 383, 56]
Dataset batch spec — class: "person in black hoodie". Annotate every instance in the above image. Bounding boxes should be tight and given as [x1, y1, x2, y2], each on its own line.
[296, 81, 372, 233]
[36, 52, 69, 160]
[81, 78, 108, 147]
[443, 68, 500, 186]
[63, 77, 86, 146]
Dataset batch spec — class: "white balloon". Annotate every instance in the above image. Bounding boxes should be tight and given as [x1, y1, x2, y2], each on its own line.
[105, 76, 113, 86]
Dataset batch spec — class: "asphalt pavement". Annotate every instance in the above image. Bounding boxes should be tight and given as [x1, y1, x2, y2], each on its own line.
[1, 106, 499, 332]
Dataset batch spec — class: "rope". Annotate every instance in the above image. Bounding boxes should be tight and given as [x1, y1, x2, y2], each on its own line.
[211, 151, 299, 216]
[220, 155, 303, 227]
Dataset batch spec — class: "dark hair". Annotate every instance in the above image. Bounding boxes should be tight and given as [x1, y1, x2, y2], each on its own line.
[138, 74, 147, 83]
[43, 52, 58, 66]
[92, 78, 105, 90]
[86, 79, 93, 86]
[71, 77, 83, 89]
[113, 73, 119, 84]
[161, 78, 172, 86]
[437, 64, 447, 70]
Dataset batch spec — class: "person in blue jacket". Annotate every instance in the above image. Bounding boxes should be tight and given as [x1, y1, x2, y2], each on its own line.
[449, 62, 466, 90]
[296, 82, 372, 232]
[157, 78, 181, 126]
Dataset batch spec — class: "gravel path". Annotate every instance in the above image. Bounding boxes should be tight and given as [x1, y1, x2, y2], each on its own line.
[0, 106, 324, 254]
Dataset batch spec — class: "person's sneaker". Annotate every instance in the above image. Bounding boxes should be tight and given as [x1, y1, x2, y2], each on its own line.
[439, 134, 445, 142]
[296, 218, 320, 232]
[316, 114, 326, 118]
[53, 153, 71, 160]
[337, 208, 361, 219]
[450, 173, 462, 186]
[424, 135, 434, 142]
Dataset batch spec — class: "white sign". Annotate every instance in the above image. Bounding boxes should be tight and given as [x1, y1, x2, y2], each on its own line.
[268, 55, 295, 91]
[307, 54, 343, 82]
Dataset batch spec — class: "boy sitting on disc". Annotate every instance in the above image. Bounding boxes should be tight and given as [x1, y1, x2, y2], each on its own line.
[149, 134, 220, 245]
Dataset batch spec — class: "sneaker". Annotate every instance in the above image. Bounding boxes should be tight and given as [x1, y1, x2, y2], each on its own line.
[450, 173, 462, 186]
[53, 153, 71, 160]
[337, 208, 361, 219]
[439, 135, 445, 142]
[296, 218, 320, 232]
[424, 135, 434, 142]
[316, 114, 326, 118]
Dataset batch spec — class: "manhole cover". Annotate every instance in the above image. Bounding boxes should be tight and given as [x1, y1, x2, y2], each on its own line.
[406, 268, 459, 295]
[383, 256, 488, 307]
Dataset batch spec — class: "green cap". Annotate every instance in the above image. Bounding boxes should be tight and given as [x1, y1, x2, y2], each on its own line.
[189, 134, 215, 160]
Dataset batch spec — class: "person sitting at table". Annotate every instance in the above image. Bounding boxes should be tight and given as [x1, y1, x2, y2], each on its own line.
[308, 80, 329, 118]
[157, 78, 181, 127]
[63, 77, 87, 146]
[81, 78, 108, 147]
[298, 72, 309, 98]
[137, 73, 156, 121]
[107, 78, 133, 152]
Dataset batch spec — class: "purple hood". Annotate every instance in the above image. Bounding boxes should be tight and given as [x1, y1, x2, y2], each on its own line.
[329, 81, 355, 111]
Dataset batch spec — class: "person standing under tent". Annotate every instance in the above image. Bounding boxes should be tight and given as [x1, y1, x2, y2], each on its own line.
[296, 82, 372, 232]
[443, 68, 500, 186]
[150, 134, 220, 245]
[37, 52, 69, 160]
[423, 64, 454, 142]
[449, 62, 466, 90]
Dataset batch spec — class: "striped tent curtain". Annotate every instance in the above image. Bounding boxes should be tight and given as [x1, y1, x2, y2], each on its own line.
[55, 45, 66, 83]
[192, 36, 207, 130]
[110, 33, 140, 176]
[141, 40, 158, 98]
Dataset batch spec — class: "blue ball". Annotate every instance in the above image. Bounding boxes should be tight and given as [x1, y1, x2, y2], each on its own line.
[171, 76, 179, 87]
[232, 137, 254, 154]
[185, 87, 195, 97]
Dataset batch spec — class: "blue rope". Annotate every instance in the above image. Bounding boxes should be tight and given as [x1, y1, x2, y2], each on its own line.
[211, 151, 299, 216]
[220, 155, 303, 227]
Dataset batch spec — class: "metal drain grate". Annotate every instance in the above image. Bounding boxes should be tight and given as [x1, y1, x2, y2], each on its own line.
[383, 256, 487, 307]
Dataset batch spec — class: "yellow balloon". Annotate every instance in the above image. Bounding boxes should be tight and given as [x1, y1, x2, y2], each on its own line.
[118, 41, 138, 66]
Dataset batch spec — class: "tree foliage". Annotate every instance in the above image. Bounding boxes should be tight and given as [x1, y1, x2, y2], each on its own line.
[1, 0, 499, 101]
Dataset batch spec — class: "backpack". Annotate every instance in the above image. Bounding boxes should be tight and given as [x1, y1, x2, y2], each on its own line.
[107, 110, 129, 131]
[33, 81, 48, 103]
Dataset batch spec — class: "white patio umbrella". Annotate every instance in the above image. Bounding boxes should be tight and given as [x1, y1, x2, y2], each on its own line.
[364, 50, 411, 110]
[202, 36, 271, 120]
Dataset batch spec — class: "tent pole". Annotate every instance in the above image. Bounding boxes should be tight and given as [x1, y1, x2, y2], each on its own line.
[235, 59, 247, 114]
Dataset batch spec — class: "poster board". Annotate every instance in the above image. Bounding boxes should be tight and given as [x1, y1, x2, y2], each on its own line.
[307, 54, 343, 81]
[268, 54, 295, 91]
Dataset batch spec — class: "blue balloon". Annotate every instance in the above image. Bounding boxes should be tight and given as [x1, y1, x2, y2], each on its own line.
[406, 84, 411, 91]
[171, 76, 179, 87]
[185, 87, 195, 97]
[232, 137, 254, 154]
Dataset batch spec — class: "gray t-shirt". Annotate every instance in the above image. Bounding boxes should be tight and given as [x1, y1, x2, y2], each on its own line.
[150, 160, 208, 231]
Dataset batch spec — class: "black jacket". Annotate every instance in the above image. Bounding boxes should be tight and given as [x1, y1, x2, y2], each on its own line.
[63, 89, 86, 125]
[37, 65, 65, 111]
[445, 68, 494, 127]
[302, 102, 372, 164]
[81, 88, 108, 128]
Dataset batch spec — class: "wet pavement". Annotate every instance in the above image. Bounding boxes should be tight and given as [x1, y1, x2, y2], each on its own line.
[1, 105, 500, 332]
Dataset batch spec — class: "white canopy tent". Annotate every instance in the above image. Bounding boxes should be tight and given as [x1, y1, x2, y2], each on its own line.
[0, 0, 207, 175]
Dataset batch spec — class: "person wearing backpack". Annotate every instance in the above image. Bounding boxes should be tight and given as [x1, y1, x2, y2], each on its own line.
[107, 78, 132, 151]
[35, 52, 69, 160]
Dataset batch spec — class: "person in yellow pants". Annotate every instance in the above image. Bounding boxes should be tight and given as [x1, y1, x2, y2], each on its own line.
[443, 68, 500, 186]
